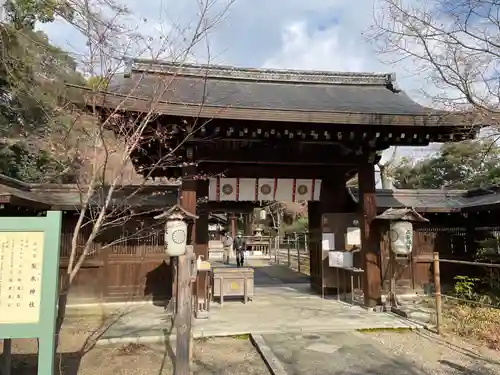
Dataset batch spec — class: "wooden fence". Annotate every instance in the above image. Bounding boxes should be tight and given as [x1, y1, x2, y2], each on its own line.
[59, 214, 171, 304]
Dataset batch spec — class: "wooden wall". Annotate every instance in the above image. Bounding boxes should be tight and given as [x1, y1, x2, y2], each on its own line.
[59, 213, 171, 304]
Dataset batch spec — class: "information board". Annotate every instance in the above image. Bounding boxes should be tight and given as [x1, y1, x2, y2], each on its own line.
[0, 211, 62, 375]
[0, 232, 44, 324]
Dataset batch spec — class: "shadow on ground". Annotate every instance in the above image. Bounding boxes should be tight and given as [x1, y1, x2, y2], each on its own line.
[3, 353, 81, 375]
[252, 264, 310, 286]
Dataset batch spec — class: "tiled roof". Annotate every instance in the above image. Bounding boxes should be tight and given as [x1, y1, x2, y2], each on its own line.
[108, 65, 430, 116]
[115, 61, 434, 115]
[375, 208, 429, 222]
[0, 174, 179, 210]
[348, 186, 500, 212]
[69, 60, 468, 126]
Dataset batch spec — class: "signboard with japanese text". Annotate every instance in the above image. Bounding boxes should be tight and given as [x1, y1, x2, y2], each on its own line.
[0, 232, 44, 324]
[0, 211, 62, 375]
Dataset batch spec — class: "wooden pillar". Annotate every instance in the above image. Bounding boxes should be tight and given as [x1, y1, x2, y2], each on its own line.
[358, 163, 382, 307]
[230, 214, 237, 237]
[195, 180, 209, 260]
[308, 201, 322, 292]
[244, 214, 252, 236]
[176, 163, 197, 374]
[195, 180, 209, 311]
[176, 164, 197, 308]
[180, 171, 197, 241]
[316, 178, 346, 296]
[175, 245, 193, 375]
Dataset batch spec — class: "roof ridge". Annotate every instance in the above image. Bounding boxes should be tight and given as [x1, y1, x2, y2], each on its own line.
[127, 59, 395, 86]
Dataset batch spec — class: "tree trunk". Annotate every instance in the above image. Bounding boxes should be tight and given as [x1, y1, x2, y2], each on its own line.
[55, 274, 70, 351]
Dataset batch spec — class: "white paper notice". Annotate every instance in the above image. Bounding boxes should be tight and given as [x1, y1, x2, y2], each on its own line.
[321, 233, 335, 251]
[346, 227, 361, 246]
[0, 232, 44, 324]
[329, 251, 353, 268]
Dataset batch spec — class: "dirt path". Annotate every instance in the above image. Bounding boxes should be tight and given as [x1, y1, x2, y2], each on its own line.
[0, 313, 270, 375]
[367, 330, 500, 375]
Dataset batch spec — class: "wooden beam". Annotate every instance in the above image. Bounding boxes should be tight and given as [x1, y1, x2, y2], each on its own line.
[358, 163, 382, 307]
[195, 142, 375, 166]
[201, 164, 355, 180]
[206, 201, 255, 213]
[199, 159, 354, 167]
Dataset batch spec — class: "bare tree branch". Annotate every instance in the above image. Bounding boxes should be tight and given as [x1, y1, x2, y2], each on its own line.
[370, 0, 500, 129]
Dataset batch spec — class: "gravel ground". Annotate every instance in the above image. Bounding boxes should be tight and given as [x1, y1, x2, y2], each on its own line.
[365, 330, 500, 375]
[1, 314, 270, 375]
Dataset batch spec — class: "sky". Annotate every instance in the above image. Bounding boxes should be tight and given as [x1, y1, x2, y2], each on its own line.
[38, 0, 441, 168]
[40, 0, 432, 98]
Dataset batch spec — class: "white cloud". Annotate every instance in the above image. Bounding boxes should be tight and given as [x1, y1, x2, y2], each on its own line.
[262, 21, 366, 72]
[37, 0, 452, 162]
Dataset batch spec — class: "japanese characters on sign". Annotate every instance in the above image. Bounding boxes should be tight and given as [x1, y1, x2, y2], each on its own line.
[0, 232, 44, 324]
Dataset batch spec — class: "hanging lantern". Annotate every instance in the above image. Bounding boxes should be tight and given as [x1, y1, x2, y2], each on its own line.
[165, 218, 188, 256]
[259, 209, 267, 221]
[154, 204, 198, 257]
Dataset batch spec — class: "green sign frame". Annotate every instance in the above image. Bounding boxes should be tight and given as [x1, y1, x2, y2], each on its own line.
[0, 211, 62, 375]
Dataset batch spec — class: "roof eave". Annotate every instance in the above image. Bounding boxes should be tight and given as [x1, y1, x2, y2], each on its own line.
[67, 85, 472, 127]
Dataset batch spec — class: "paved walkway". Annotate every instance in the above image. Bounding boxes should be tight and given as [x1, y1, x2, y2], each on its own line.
[96, 261, 416, 345]
[252, 330, 500, 375]
[254, 331, 418, 375]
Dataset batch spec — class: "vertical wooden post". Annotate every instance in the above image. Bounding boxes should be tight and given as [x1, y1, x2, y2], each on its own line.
[175, 160, 197, 374]
[358, 163, 382, 307]
[433, 252, 442, 334]
[296, 237, 301, 273]
[287, 242, 291, 268]
[304, 233, 308, 258]
[230, 215, 237, 238]
[195, 180, 209, 311]
[175, 246, 193, 375]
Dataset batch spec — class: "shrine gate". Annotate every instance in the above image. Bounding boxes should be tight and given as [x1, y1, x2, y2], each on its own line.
[70, 60, 472, 307]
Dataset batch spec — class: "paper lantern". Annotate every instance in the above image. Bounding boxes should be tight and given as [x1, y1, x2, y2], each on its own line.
[259, 209, 267, 220]
[389, 221, 413, 255]
[165, 218, 188, 256]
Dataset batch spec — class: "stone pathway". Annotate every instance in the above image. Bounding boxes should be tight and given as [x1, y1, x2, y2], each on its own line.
[254, 331, 500, 375]
[256, 331, 414, 375]
[92, 261, 418, 345]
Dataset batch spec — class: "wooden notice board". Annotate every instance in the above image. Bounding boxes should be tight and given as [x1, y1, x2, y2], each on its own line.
[0, 211, 62, 375]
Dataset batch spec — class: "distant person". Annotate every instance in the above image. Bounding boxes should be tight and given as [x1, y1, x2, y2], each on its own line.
[222, 232, 233, 265]
[234, 233, 246, 268]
